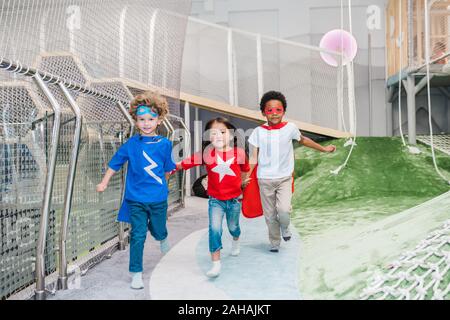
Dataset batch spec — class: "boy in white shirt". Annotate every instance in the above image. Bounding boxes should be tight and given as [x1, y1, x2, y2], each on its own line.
[247, 91, 336, 252]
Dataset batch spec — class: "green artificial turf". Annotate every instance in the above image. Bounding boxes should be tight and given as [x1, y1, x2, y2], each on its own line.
[292, 137, 450, 236]
[290, 137, 450, 299]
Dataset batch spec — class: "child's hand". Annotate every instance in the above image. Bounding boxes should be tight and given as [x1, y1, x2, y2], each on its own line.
[323, 145, 336, 153]
[96, 182, 108, 192]
[242, 177, 252, 188]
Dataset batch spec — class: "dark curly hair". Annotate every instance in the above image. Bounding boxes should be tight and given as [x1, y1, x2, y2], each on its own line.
[259, 90, 287, 112]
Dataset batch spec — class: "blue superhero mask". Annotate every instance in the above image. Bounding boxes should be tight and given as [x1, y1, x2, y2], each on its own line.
[136, 105, 159, 118]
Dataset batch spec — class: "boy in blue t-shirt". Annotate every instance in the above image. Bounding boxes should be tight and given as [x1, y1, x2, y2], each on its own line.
[96, 91, 176, 290]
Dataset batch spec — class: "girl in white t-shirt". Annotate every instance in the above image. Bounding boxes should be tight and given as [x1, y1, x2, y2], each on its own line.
[246, 91, 336, 252]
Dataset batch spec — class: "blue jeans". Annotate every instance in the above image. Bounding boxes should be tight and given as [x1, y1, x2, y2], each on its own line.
[208, 196, 241, 253]
[127, 199, 168, 273]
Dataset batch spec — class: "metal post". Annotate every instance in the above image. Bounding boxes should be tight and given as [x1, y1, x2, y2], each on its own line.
[406, 75, 417, 144]
[368, 33, 373, 136]
[232, 39, 239, 107]
[116, 101, 135, 250]
[337, 61, 344, 132]
[164, 118, 175, 140]
[148, 9, 159, 84]
[194, 107, 201, 180]
[57, 83, 83, 290]
[167, 114, 191, 207]
[119, 6, 129, 77]
[183, 101, 191, 197]
[256, 34, 264, 103]
[346, 64, 356, 135]
[34, 74, 62, 300]
[227, 29, 235, 106]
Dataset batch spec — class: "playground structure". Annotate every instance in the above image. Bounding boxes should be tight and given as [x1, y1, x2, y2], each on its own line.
[0, 0, 354, 300]
[0, 0, 449, 301]
[386, 0, 450, 144]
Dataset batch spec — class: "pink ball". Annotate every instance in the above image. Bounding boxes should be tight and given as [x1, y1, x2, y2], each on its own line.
[319, 29, 358, 67]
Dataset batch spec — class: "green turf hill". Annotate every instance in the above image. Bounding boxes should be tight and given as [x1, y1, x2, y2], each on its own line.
[292, 137, 450, 236]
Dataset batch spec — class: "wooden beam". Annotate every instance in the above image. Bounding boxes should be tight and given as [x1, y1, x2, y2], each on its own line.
[180, 92, 351, 139]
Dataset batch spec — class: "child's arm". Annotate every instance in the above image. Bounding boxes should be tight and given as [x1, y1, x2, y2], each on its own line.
[97, 141, 129, 192]
[96, 168, 117, 192]
[239, 148, 251, 188]
[299, 136, 336, 153]
[243, 145, 258, 187]
[174, 152, 203, 172]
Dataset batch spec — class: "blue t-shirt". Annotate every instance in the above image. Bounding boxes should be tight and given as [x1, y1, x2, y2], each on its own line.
[108, 134, 176, 204]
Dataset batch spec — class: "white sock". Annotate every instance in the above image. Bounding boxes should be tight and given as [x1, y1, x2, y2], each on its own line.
[206, 261, 221, 278]
[231, 239, 240, 256]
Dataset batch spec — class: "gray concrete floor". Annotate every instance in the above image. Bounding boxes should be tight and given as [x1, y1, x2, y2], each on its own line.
[49, 196, 209, 300]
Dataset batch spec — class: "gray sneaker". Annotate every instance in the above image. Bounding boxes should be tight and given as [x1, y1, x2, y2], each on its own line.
[270, 245, 279, 253]
[281, 228, 292, 242]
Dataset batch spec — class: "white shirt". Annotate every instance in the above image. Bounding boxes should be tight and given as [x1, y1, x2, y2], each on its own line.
[248, 122, 301, 179]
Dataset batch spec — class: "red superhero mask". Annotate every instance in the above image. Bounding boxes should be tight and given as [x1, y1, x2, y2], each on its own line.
[263, 106, 284, 115]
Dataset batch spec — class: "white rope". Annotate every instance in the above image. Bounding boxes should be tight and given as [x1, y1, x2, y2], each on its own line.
[331, 0, 357, 175]
[361, 220, 450, 300]
[339, 0, 348, 134]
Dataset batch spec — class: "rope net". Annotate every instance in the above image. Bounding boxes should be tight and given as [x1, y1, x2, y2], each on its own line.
[361, 220, 450, 300]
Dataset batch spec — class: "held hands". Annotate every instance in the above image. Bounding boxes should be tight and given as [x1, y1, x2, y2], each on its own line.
[96, 182, 108, 192]
[242, 176, 252, 188]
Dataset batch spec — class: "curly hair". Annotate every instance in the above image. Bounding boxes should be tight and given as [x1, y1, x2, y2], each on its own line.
[259, 90, 287, 112]
[129, 91, 169, 120]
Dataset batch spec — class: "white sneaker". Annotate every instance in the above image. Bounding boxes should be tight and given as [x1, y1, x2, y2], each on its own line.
[231, 239, 240, 256]
[160, 238, 170, 254]
[130, 272, 144, 289]
[206, 261, 221, 278]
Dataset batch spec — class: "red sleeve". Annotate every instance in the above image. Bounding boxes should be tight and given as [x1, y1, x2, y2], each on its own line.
[180, 152, 203, 170]
[237, 148, 250, 172]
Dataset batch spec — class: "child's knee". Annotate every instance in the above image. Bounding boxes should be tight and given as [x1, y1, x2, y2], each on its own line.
[130, 230, 147, 244]
[277, 204, 291, 215]
[226, 215, 240, 235]
[148, 221, 168, 241]
[152, 230, 168, 242]
[209, 220, 223, 238]
[264, 213, 278, 224]
[228, 224, 241, 237]
[209, 213, 223, 233]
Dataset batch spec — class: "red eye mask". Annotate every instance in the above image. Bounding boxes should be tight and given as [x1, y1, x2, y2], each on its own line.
[264, 107, 284, 115]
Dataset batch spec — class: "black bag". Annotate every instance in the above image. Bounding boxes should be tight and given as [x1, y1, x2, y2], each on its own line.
[192, 174, 208, 198]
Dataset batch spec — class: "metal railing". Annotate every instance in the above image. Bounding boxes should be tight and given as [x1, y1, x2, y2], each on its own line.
[0, 56, 190, 300]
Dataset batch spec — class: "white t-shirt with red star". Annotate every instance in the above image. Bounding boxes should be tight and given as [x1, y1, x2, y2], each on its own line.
[248, 122, 301, 179]
[180, 147, 250, 200]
